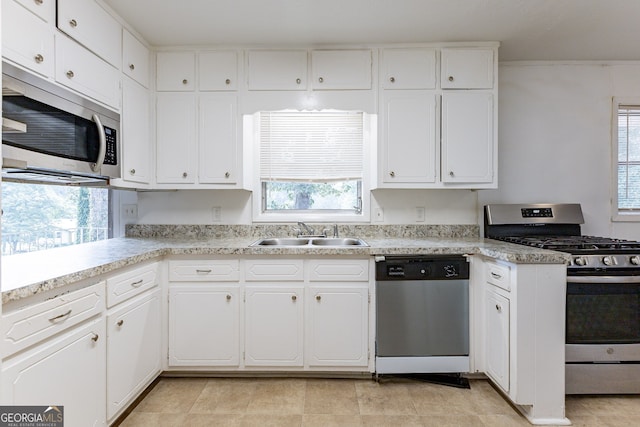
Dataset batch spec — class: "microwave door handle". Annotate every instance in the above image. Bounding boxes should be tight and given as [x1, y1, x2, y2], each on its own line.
[90, 114, 106, 173]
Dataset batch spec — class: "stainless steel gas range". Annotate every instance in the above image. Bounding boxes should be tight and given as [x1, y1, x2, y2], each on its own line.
[485, 203, 640, 394]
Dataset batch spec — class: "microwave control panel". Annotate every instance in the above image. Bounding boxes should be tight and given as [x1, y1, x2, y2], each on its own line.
[104, 127, 117, 165]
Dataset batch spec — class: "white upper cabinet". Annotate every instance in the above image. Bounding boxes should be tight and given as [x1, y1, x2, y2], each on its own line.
[311, 49, 372, 90]
[55, 34, 120, 109]
[199, 93, 238, 184]
[156, 92, 197, 183]
[122, 29, 150, 88]
[247, 50, 308, 90]
[381, 48, 437, 89]
[121, 77, 151, 184]
[157, 51, 196, 91]
[2, 0, 54, 77]
[57, 0, 122, 68]
[14, 0, 54, 21]
[199, 50, 239, 91]
[441, 92, 494, 183]
[441, 48, 494, 89]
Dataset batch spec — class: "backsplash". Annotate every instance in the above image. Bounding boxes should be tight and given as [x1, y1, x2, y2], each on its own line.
[125, 224, 480, 239]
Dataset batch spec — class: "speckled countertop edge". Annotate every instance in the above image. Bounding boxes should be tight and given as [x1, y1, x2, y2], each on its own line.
[2, 228, 571, 305]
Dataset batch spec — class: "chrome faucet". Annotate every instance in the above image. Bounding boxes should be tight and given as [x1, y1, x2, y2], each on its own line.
[297, 222, 315, 236]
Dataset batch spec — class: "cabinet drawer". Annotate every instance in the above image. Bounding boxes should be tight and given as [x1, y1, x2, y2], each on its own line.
[1, 282, 105, 358]
[244, 259, 304, 281]
[169, 259, 239, 282]
[485, 261, 511, 291]
[106, 262, 158, 308]
[308, 259, 369, 282]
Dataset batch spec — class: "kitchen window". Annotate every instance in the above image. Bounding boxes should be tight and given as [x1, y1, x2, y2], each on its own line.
[613, 100, 640, 220]
[251, 110, 372, 222]
[1, 182, 111, 255]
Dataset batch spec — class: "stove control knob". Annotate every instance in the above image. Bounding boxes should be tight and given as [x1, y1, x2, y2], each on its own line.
[602, 256, 615, 266]
[630, 256, 640, 265]
[574, 257, 587, 266]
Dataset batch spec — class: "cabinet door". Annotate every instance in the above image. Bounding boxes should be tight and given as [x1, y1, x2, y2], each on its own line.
[2, 0, 54, 78]
[156, 93, 197, 183]
[381, 48, 436, 89]
[485, 287, 510, 392]
[107, 290, 161, 420]
[199, 93, 238, 184]
[15, 0, 54, 21]
[157, 52, 196, 91]
[441, 48, 494, 89]
[1, 318, 106, 427]
[199, 51, 239, 91]
[247, 50, 307, 90]
[122, 29, 150, 88]
[121, 77, 151, 184]
[381, 91, 437, 184]
[168, 285, 240, 366]
[307, 286, 368, 367]
[311, 50, 372, 90]
[57, 0, 121, 68]
[55, 34, 120, 109]
[441, 92, 494, 184]
[244, 286, 304, 366]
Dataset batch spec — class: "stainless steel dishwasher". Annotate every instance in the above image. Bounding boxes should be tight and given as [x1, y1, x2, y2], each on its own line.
[375, 255, 470, 375]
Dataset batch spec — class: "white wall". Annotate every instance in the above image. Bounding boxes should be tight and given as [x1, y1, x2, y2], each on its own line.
[479, 62, 640, 239]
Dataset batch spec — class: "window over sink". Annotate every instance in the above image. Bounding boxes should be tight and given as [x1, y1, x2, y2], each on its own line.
[249, 110, 374, 222]
[1, 182, 111, 255]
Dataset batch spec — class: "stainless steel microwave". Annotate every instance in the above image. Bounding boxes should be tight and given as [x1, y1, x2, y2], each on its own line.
[1, 63, 120, 185]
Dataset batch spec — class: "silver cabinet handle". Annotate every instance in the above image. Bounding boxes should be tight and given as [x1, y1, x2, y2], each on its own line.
[315, 295, 321, 301]
[91, 333, 99, 342]
[66, 70, 74, 78]
[495, 304, 502, 312]
[90, 114, 106, 173]
[69, 19, 77, 28]
[389, 171, 395, 177]
[389, 77, 395, 83]
[225, 79, 231, 85]
[49, 309, 72, 322]
[182, 172, 188, 178]
[182, 79, 188, 85]
[34, 54, 44, 63]
[226, 294, 232, 301]
[449, 171, 455, 177]
[131, 279, 143, 287]
[129, 64, 135, 71]
[291, 295, 297, 302]
[196, 269, 212, 273]
[225, 172, 230, 178]
[296, 78, 301, 84]
[318, 77, 324, 83]
[117, 320, 124, 327]
[130, 169, 136, 175]
[448, 76, 454, 82]
[34, 0, 43, 4]
[491, 272, 502, 280]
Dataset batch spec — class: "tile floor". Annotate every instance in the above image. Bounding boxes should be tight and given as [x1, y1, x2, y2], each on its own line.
[118, 376, 640, 427]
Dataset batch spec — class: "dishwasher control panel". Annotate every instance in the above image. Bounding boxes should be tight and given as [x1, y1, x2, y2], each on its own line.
[375, 256, 469, 281]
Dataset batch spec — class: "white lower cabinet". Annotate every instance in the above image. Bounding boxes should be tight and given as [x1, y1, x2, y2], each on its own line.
[244, 285, 304, 367]
[307, 286, 369, 367]
[485, 284, 510, 392]
[1, 317, 106, 427]
[168, 285, 241, 366]
[106, 289, 161, 421]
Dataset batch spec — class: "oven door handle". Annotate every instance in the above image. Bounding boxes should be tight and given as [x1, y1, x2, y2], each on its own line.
[568, 275, 640, 284]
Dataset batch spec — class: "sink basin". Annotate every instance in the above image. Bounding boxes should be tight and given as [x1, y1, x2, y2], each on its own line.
[310, 238, 368, 246]
[252, 238, 310, 246]
[250, 237, 368, 247]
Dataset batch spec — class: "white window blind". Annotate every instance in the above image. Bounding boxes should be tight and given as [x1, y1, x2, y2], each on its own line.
[618, 105, 640, 211]
[259, 111, 364, 182]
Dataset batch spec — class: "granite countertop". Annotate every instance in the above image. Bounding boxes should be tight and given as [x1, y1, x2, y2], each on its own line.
[1, 231, 571, 305]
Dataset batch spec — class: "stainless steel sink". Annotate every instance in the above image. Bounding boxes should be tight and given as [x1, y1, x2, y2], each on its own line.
[250, 237, 368, 247]
[310, 238, 368, 246]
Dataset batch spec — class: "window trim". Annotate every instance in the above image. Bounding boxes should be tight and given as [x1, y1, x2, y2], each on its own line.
[612, 97, 640, 222]
[249, 111, 373, 223]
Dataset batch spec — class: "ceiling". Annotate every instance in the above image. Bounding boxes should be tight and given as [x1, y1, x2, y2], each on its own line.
[103, 0, 640, 62]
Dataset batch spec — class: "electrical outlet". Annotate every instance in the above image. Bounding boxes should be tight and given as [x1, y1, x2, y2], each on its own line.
[122, 204, 138, 218]
[375, 207, 384, 222]
[416, 207, 426, 222]
[212, 206, 222, 222]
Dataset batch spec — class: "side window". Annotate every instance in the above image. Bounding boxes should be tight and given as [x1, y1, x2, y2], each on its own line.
[614, 101, 640, 220]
